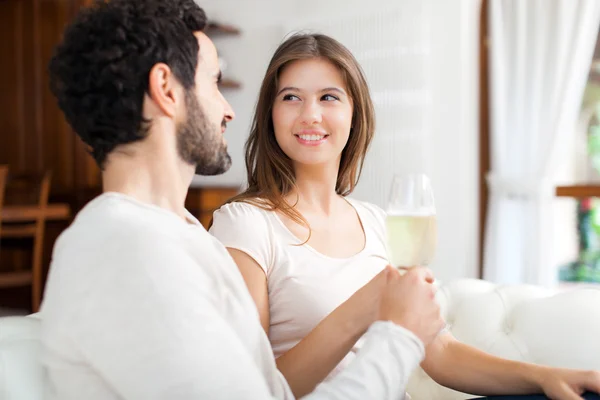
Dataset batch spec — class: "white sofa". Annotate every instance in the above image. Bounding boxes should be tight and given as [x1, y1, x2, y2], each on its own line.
[1, 279, 599, 400]
[0, 314, 43, 400]
[407, 279, 600, 399]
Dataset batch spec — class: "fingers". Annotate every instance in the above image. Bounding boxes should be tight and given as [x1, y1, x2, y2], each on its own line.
[393, 267, 437, 300]
[374, 266, 392, 282]
[388, 265, 436, 284]
[384, 265, 397, 275]
[432, 315, 445, 335]
[584, 370, 600, 394]
[569, 392, 585, 400]
[404, 266, 435, 284]
[558, 382, 585, 400]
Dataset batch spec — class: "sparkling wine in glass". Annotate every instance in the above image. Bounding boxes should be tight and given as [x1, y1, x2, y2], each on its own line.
[385, 174, 438, 269]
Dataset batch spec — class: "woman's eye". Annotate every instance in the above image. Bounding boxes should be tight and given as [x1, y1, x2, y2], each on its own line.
[321, 94, 339, 101]
[282, 94, 300, 101]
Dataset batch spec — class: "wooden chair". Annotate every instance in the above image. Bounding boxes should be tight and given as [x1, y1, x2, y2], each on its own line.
[0, 170, 52, 312]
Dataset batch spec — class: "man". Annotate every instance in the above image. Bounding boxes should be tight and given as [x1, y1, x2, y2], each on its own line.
[41, 1, 444, 399]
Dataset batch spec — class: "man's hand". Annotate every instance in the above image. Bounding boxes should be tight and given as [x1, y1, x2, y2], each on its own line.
[378, 266, 445, 346]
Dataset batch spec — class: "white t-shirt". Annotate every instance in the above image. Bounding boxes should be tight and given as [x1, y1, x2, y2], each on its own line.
[41, 192, 424, 400]
[210, 198, 391, 379]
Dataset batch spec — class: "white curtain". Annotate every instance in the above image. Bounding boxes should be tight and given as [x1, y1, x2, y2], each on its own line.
[484, 0, 600, 286]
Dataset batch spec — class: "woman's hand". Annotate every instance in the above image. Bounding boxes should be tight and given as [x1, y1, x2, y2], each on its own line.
[535, 366, 600, 400]
[335, 267, 389, 333]
[338, 265, 442, 345]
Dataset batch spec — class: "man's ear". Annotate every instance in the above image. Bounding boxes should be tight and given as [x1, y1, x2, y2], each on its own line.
[147, 63, 180, 118]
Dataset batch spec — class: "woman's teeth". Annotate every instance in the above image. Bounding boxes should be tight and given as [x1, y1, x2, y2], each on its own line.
[298, 134, 326, 141]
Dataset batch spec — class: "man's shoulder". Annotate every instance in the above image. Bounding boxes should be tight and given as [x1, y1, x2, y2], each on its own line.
[53, 193, 195, 263]
[73, 193, 182, 236]
[42, 194, 232, 333]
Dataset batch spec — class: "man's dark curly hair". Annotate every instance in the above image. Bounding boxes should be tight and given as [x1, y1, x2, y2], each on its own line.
[49, 0, 207, 167]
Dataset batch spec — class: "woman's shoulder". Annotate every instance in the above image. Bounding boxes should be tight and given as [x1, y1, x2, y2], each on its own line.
[211, 199, 274, 232]
[209, 199, 278, 275]
[215, 199, 270, 216]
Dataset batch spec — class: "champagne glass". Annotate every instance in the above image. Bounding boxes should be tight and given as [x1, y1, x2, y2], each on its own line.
[385, 175, 448, 335]
[385, 173, 437, 269]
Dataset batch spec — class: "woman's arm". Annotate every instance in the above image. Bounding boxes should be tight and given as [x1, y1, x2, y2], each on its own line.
[228, 248, 271, 332]
[423, 331, 600, 398]
[227, 248, 382, 398]
[424, 333, 600, 398]
[422, 333, 543, 396]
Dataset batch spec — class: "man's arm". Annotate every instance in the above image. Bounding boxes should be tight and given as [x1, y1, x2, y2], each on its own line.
[303, 321, 424, 400]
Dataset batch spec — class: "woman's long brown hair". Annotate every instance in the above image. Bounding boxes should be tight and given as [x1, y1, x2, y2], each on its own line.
[225, 33, 376, 228]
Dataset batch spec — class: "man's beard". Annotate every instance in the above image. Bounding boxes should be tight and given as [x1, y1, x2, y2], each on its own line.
[176, 91, 231, 176]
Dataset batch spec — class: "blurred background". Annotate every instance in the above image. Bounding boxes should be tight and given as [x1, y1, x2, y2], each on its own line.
[1, 0, 599, 314]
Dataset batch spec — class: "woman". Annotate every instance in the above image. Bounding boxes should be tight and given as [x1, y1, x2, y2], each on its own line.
[209, 33, 600, 399]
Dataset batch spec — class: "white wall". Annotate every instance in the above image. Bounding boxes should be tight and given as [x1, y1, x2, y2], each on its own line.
[192, 0, 289, 188]
[195, 0, 481, 281]
[429, 0, 481, 281]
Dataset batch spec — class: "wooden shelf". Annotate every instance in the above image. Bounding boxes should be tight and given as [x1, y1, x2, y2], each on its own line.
[206, 22, 241, 36]
[219, 79, 241, 89]
[556, 185, 600, 198]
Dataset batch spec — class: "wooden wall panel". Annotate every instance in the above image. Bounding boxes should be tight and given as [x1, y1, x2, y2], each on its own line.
[186, 187, 240, 229]
[0, 0, 101, 210]
[40, 0, 77, 196]
[0, 0, 100, 310]
[0, 0, 24, 172]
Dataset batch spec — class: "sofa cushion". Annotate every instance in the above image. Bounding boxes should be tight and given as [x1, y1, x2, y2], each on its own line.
[0, 315, 43, 400]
